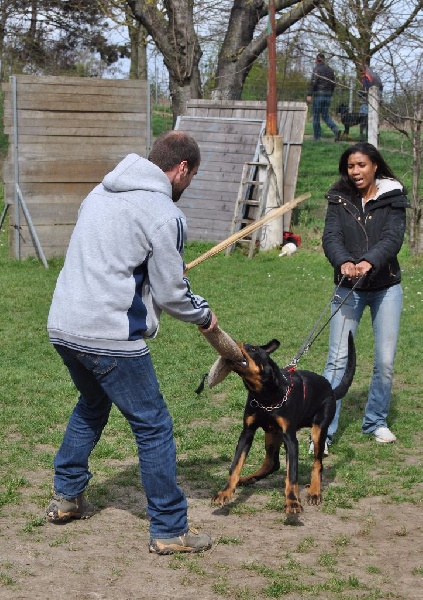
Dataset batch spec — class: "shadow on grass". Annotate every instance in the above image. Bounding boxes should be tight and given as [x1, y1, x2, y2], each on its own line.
[86, 386, 401, 522]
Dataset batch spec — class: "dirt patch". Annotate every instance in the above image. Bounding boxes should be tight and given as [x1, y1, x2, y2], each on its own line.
[0, 466, 421, 600]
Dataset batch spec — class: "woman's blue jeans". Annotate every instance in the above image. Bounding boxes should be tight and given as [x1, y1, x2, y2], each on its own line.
[323, 284, 403, 442]
[312, 94, 338, 140]
[53, 344, 188, 539]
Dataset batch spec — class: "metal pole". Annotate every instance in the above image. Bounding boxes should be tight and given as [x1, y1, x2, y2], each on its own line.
[0, 203, 9, 230]
[266, 0, 277, 136]
[16, 184, 48, 269]
[12, 76, 20, 259]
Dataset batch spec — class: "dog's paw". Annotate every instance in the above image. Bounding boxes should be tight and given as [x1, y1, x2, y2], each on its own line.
[211, 491, 233, 506]
[306, 492, 322, 506]
[284, 500, 303, 514]
[238, 475, 258, 486]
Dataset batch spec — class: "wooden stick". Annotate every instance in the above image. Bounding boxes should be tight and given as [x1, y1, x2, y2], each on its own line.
[185, 192, 310, 271]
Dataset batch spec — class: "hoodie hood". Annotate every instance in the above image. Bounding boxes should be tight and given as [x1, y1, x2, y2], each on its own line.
[327, 177, 404, 201]
[102, 153, 171, 196]
[374, 177, 403, 198]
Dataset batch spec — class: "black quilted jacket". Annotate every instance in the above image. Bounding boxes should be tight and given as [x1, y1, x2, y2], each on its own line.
[308, 63, 336, 95]
[322, 178, 410, 290]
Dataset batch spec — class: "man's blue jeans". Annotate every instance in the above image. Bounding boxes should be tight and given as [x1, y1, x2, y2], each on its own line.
[53, 344, 188, 539]
[312, 94, 338, 140]
[323, 284, 403, 441]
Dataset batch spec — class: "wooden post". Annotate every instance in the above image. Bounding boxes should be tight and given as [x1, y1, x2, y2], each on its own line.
[260, 135, 284, 251]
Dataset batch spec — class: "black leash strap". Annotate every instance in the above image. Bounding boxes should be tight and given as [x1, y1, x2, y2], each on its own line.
[289, 275, 364, 366]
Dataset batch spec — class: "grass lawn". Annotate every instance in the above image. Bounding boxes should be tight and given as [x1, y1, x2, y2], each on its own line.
[0, 129, 422, 598]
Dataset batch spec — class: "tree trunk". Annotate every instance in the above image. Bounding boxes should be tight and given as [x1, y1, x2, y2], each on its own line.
[128, 0, 202, 122]
[211, 0, 265, 101]
[128, 19, 148, 80]
[212, 0, 321, 101]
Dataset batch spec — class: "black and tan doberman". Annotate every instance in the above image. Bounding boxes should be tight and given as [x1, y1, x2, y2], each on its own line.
[212, 332, 355, 513]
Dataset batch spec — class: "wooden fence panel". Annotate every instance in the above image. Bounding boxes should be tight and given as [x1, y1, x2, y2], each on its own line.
[175, 115, 266, 243]
[179, 100, 307, 242]
[2, 75, 150, 259]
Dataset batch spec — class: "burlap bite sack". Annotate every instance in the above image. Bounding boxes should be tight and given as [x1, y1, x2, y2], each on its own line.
[207, 356, 233, 388]
[201, 326, 244, 362]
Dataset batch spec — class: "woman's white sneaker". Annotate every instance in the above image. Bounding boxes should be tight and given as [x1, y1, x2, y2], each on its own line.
[374, 427, 396, 443]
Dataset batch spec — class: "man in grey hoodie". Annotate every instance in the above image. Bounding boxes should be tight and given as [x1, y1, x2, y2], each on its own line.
[46, 131, 217, 555]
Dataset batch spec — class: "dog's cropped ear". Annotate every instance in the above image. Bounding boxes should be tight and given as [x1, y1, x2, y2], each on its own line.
[261, 339, 280, 354]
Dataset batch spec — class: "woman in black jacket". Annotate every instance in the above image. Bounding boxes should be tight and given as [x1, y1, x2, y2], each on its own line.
[320, 143, 410, 452]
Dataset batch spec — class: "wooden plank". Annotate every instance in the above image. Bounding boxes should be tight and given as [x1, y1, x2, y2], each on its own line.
[181, 205, 234, 221]
[9, 134, 146, 148]
[4, 159, 118, 183]
[3, 77, 148, 99]
[3, 75, 148, 88]
[176, 197, 237, 212]
[186, 224, 232, 243]
[5, 185, 93, 207]
[3, 110, 146, 127]
[4, 124, 146, 137]
[8, 223, 75, 259]
[13, 202, 81, 225]
[183, 179, 240, 195]
[5, 140, 146, 160]
[4, 94, 147, 113]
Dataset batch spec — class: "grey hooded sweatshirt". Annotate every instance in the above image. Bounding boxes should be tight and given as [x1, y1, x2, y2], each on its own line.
[47, 153, 211, 356]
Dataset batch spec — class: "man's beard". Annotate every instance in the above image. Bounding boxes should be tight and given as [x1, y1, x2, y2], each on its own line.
[172, 187, 184, 203]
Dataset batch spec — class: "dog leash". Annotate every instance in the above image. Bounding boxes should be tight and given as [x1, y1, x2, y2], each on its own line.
[195, 275, 364, 394]
[288, 274, 365, 367]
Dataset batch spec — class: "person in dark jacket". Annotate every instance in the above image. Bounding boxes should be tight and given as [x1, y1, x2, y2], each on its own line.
[319, 142, 410, 451]
[306, 53, 340, 142]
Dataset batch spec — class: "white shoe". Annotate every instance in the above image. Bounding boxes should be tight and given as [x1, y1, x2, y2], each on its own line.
[374, 427, 396, 443]
[308, 440, 329, 456]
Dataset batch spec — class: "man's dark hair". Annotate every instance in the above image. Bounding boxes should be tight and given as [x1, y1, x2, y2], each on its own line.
[148, 130, 201, 173]
[316, 52, 325, 62]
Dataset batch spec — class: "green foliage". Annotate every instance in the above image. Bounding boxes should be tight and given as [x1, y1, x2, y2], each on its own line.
[0, 2, 125, 79]
[242, 56, 309, 102]
[151, 104, 174, 136]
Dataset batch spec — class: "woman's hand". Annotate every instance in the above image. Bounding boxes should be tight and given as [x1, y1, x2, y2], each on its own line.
[341, 260, 372, 280]
[340, 262, 357, 280]
[354, 260, 372, 278]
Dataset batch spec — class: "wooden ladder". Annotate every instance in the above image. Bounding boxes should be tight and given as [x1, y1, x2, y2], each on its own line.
[225, 160, 272, 258]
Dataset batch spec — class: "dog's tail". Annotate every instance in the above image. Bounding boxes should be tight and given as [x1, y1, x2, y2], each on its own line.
[332, 331, 356, 400]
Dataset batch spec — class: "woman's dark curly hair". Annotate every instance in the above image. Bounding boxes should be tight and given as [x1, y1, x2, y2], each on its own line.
[338, 142, 405, 191]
